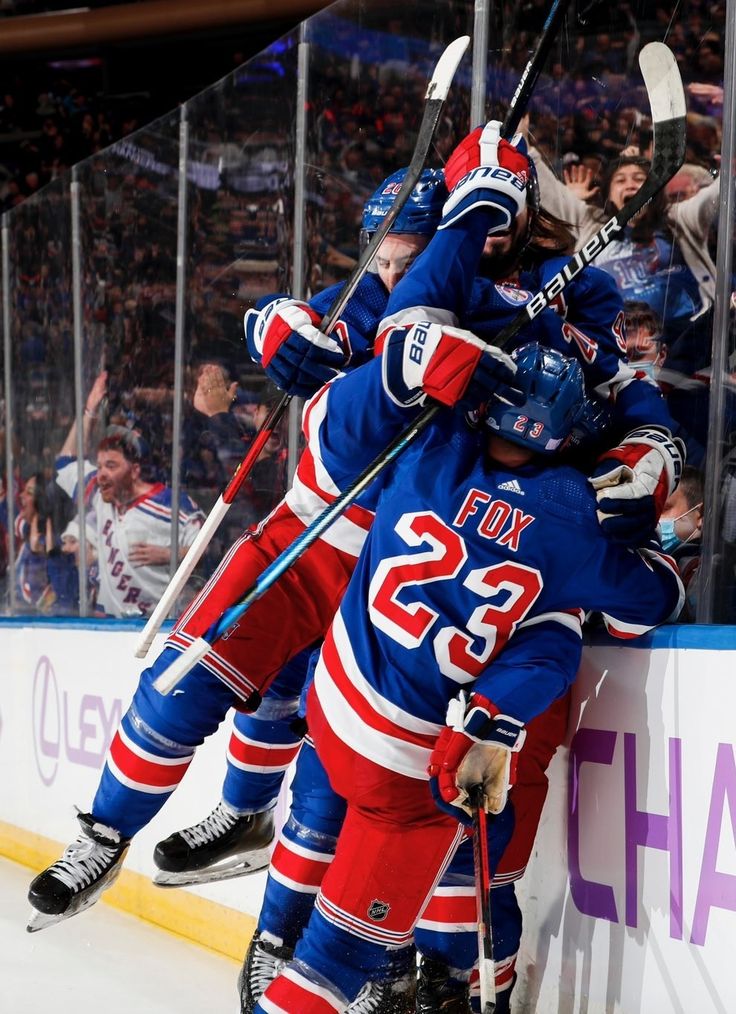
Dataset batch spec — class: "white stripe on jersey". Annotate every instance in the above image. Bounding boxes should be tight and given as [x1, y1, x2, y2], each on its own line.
[285, 476, 369, 559]
[378, 304, 458, 333]
[518, 609, 584, 636]
[313, 660, 430, 781]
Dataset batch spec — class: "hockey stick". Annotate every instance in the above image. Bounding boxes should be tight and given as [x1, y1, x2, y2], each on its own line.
[152, 42, 685, 696]
[501, 0, 573, 138]
[472, 786, 496, 1014]
[133, 35, 470, 659]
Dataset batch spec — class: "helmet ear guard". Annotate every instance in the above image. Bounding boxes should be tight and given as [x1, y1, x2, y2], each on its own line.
[485, 343, 585, 454]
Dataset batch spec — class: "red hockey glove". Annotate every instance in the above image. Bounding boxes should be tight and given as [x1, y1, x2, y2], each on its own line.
[428, 692, 526, 824]
[589, 426, 686, 544]
[245, 298, 347, 398]
[381, 321, 523, 410]
[441, 120, 532, 233]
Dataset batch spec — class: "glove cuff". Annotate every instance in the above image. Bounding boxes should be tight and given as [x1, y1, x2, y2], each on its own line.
[448, 692, 526, 752]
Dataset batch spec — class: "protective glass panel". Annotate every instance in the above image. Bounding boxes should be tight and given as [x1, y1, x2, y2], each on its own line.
[0, 0, 729, 627]
[0, 229, 8, 612]
[488, 4, 722, 623]
[182, 34, 300, 589]
[4, 180, 75, 616]
[72, 110, 186, 619]
[304, 0, 475, 294]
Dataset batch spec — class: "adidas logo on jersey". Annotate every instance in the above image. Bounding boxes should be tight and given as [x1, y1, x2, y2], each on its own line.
[497, 479, 524, 496]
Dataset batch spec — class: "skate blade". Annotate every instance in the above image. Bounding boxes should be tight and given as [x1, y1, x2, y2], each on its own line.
[152, 847, 272, 888]
[26, 882, 105, 933]
[26, 847, 128, 933]
[27, 907, 70, 933]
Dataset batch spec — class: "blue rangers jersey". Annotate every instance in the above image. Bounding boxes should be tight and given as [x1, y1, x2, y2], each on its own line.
[593, 227, 703, 345]
[307, 358, 683, 780]
[378, 209, 674, 439]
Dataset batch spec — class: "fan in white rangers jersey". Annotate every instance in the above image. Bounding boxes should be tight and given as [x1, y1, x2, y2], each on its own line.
[55, 374, 203, 618]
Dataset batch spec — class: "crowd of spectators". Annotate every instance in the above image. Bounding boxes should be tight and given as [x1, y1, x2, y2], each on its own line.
[0, 0, 729, 618]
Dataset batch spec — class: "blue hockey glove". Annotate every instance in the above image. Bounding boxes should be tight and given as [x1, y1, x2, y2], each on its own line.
[589, 426, 686, 545]
[440, 120, 532, 233]
[381, 321, 524, 410]
[244, 298, 348, 398]
[428, 692, 526, 824]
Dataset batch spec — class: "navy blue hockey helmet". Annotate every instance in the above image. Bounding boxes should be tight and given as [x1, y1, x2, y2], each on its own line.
[485, 343, 585, 454]
[360, 168, 447, 249]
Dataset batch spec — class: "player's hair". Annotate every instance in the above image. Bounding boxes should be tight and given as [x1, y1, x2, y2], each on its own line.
[524, 206, 576, 261]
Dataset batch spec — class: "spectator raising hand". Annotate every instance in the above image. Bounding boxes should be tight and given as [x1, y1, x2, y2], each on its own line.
[193, 363, 237, 418]
[563, 162, 600, 203]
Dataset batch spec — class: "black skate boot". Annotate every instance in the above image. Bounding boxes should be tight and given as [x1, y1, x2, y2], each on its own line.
[416, 955, 471, 1013]
[346, 972, 416, 1013]
[153, 801, 275, 887]
[238, 929, 294, 1014]
[27, 811, 130, 933]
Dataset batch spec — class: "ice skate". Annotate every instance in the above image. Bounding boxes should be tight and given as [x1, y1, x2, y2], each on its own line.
[416, 955, 471, 1013]
[238, 929, 294, 1013]
[153, 801, 275, 887]
[27, 811, 129, 933]
[346, 972, 416, 1013]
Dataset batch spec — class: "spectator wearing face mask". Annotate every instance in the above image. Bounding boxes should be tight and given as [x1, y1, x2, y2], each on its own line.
[657, 465, 704, 621]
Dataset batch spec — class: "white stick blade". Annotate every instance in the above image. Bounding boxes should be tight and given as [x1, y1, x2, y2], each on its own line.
[638, 42, 686, 122]
[426, 36, 470, 100]
[151, 638, 211, 695]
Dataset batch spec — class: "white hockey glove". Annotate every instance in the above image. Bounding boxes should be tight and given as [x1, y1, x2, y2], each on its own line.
[381, 321, 523, 410]
[244, 298, 347, 397]
[428, 692, 526, 823]
[589, 425, 686, 545]
[440, 120, 532, 233]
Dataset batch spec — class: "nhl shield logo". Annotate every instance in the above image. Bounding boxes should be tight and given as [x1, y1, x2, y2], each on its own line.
[368, 899, 390, 922]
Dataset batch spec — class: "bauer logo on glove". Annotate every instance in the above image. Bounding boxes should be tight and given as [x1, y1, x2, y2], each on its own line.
[440, 120, 533, 234]
[381, 320, 523, 411]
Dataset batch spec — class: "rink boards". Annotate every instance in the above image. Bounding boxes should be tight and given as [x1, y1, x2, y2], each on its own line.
[0, 620, 734, 1012]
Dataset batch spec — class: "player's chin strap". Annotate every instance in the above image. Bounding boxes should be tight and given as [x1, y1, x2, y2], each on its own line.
[151, 43, 686, 699]
[133, 35, 470, 661]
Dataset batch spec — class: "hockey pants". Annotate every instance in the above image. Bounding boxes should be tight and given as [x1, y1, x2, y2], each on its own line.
[254, 692, 569, 1009]
[255, 688, 514, 1012]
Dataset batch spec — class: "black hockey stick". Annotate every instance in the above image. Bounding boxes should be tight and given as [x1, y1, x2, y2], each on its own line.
[501, 0, 573, 138]
[472, 786, 496, 1014]
[153, 42, 685, 696]
[135, 35, 469, 659]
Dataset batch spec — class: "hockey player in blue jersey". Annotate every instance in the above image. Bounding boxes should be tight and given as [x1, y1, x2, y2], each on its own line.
[233, 123, 688, 1014]
[153, 137, 651, 892]
[250, 334, 683, 1013]
[149, 169, 450, 888]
